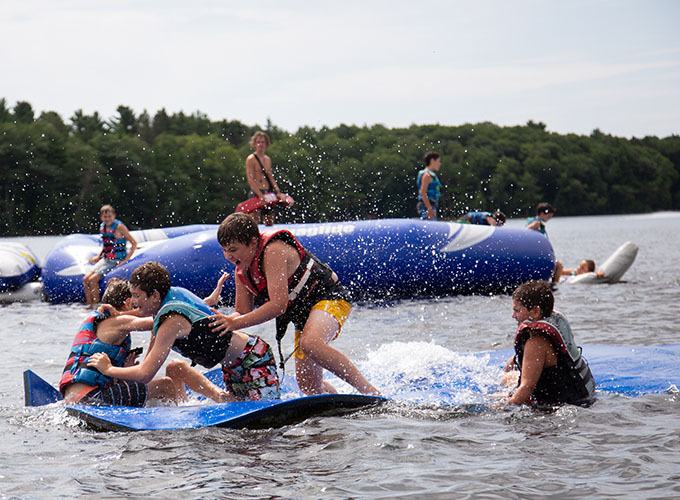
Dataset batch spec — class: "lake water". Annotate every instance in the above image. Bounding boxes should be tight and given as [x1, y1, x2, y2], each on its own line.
[1, 213, 679, 499]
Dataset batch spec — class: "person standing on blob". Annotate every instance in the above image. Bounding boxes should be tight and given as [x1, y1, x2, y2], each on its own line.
[416, 152, 443, 221]
[245, 131, 284, 226]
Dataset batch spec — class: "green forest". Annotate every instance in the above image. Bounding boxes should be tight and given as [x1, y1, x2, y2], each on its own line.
[1, 98, 678, 236]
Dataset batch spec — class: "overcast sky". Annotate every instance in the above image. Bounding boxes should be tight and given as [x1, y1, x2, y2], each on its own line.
[2, 0, 678, 138]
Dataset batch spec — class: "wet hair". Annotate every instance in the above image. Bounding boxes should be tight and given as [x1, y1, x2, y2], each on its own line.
[512, 280, 554, 318]
[492, 210, 506, 225]
[129, 261, 171, 299]
[249, 131, 270, 148]
[217, 213, 260, 247]
[101, 278, 130, 309]
[100, 204, 115, 215]
[424, 151, 440, 167]
[583, 259, 596, 272]
[535, 202, 555, 216]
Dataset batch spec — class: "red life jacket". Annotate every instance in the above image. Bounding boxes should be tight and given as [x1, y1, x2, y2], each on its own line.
[236, 230, 311, 306]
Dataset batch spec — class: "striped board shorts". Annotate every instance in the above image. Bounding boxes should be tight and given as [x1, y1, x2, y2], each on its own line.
[78, 381, 148, 407]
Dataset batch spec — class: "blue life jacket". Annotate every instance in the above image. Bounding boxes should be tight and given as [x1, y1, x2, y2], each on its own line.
[526, 216, 546, 235]
[417, 169, 442, 204]
[464, 211, 493, 225]
[59, 312, 131, 395]
[100, 219, 128, 260]
[152, 287, 233, 369]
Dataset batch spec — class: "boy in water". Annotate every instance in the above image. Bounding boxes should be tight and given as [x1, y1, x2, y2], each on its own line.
[525, 202, 555, 235]
[88, 262, 280, 402]
[501, 280, 596, 406]
[209, 213, 381, 396]
[552, 259, 605, 283]
[61, 278, 227, 406]
[83, 205, 137, 307]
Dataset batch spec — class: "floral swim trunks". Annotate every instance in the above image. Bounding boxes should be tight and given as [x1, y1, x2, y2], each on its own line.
[221, 335, 280, 401]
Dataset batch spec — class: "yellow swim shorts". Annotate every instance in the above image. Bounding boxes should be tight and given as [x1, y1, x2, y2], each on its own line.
[293, 299, 352, 360]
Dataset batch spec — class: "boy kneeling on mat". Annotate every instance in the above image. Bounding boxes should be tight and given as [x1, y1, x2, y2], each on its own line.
[208, 212, 380, 396]
[88, 262, 280, 402]
[501, 280, 596, 406]
[61, 278, 226, 406]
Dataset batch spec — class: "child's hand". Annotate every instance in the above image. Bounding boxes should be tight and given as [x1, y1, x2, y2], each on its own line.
[204, 273, 230, 307]
[87, 352, 112, 374]
[96, 303, 119, 317]
[209, 308, 238, 336]
[88, 256, 99, 264]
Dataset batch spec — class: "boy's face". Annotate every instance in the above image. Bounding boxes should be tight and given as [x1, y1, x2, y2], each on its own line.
[130, 285, 160, 316]
[512, 299, 541, 325]
[254, 136, 267, 153]
[539, 212, 553, 222]
[576, 260, 589, 275]
[221, 238, 258, 271]
[100, 210, 115, 225]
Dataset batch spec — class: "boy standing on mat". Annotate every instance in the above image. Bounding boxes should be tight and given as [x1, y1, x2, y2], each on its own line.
[245, 131, 284, 226]
[88, 262, 280, 402]
[83, 205, 137, 308]
[208, 212, 381, 397]
[61, 278, 227, 406]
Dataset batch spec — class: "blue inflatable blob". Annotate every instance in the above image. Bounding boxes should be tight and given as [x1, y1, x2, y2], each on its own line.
[42, 219, 555, 303]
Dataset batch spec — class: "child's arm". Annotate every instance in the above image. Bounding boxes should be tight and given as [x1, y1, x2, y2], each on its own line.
[210, 243, 291, 333]
[88, 314, 187, 383]
[506, 334, 551, 404]
[116, 224, 137, 264]
[204, 273, 230, 307]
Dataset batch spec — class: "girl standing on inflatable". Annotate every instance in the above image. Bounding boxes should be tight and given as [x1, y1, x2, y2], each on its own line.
[416, 151, 442, 221]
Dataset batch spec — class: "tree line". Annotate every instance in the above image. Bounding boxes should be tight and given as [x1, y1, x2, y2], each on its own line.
[1, 98, 678, 236]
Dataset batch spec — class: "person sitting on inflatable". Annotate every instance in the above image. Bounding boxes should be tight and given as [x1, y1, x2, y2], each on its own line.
[552, 259, 605, 283]
[83, 205, 137, 308]
[61, 278, 226, 406]
[208, 212, 381, 397]
[500, 280, 596, 406]
[457, 210, 506, 226]
[88, 262, 280, 403]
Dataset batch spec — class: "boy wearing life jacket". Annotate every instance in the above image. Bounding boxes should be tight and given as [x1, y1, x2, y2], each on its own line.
[457, 210, 506, 226]
[88, 262, 280, 402]
[525, 202, 555, 235]
[416, 151, 442, 221]
[83, 205, 137, 308]
[501, 280, 596, 406]
[208, 212, 381, 397]
[61, 279, 227, 406]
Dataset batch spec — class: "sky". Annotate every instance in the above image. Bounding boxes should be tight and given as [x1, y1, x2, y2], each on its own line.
[2, 0, 679, 138]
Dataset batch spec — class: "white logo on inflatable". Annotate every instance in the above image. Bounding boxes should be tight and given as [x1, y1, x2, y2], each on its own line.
[440, 223, 494, 253]
[289, 224, 356, 237]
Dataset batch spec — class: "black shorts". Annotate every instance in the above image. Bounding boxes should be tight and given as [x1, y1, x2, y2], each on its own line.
[78, 381, 148, 407]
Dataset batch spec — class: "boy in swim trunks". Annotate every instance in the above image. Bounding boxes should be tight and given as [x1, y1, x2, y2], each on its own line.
[61, 278, 228, 406]
[83, 205, 137, 308]
[88, 262, 280, 402]
[208, 212, 381, 396]
[245, 131, 284, 226]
